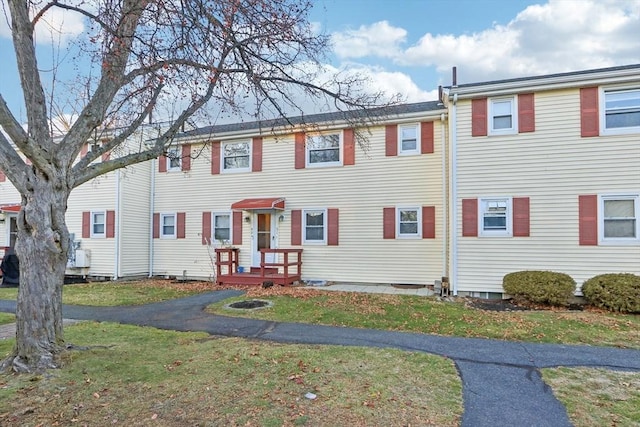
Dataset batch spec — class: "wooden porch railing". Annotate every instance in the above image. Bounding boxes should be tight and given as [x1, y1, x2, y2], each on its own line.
[214, 247, 303, 286]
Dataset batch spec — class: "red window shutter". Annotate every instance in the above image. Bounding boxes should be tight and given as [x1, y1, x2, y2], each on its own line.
[580, 87, 599, 137]
[252, 137, 263, 172]
[422, 206, 436, 239]
[106, 210, 116, 238]
[181, 144, 191, 171]
[383, 207, 395, 239]
[158, 155, 167, 173]
[343, 129, 355, 166]
[462, 198, 478, 237]
[232, 211, 242, 245]
[327, 208, 339, 246]
[177, 212, 186, 239]
[512, 197, 530, 237]
[0, 170, 5, 182]
[102, 152, 111, 162]
[202, 212, 212, 245]
[421, 122, 434, 154]
[471, 98, 488, 137]
[82, 211, 90, 238]
[518, 93, 535, 133]
[291, 209, 302, 245]
[579, 195, 598, 245]
[294, 132, 305, 169]
[385, 125, 397, 157]
[211, 141, 221, 174]
[81, 143, 88, 158]
[153, 213, 160, 238]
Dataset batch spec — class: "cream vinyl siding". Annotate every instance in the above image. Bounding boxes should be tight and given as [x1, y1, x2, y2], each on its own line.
[67, 173, 117, 277]
[152, 120, 446, 285]
[0, 179, 22, 249]
[118, 163, 152, 276]
[455, 88, 640, 294]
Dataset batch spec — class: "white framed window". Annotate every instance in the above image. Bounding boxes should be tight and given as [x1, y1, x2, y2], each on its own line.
[398, 124, 420, 155]
[479, 197, 512, 237]
[303, 209, 326, 243]
[91, 211, 106, 238]
[306, 133, 342, 167]
[160, 213, 177, 239]
[222, 141, 251, 172]
[213, 212, 231, 244]
[166, 147, 181, 171]
[600, 87, 640, 135]
[397, 207, 421, 238]
[599, 194, 639, 244]
[489, 97, 517, 135]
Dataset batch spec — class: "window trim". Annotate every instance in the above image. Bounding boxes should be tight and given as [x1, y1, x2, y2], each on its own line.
[212, 211, 232, 245]
[599, 86, 640, 136]
[160, 213, 177, 239]
[90, 210, 106, 238]
[398, 123, 420, 155]
[221, 140, 252, 173]
[166, 147, 181, 172]
[302, 208, 327, 244]
[488, 96, 518, 136]
[479, 197, 513, 237]
[305, 132, 343, 168]
[396, 206, 422, 239]
[598, 193, 640, 245]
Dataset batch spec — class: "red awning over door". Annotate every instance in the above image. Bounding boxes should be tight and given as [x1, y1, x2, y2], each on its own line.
[231, 197, 285, 210]
[0, 204, 21, 213]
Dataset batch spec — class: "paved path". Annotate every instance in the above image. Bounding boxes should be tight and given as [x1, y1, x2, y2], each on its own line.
[1, 291, 639, 427]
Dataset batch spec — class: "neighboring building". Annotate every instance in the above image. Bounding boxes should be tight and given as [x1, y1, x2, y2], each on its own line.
[151, 102, 449, 285]
[447, 64, 640, 297]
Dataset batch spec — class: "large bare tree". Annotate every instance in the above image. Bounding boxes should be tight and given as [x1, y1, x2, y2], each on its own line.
[0, 0, 389, 373]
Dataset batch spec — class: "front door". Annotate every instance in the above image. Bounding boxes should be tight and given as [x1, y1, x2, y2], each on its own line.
[252, 212, 277, 267]
[8, 215, 17, 248]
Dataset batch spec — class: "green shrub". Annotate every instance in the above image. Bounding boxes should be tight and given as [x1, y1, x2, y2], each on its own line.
[503, 271, 576, 306]
[582, 273, 640, 313]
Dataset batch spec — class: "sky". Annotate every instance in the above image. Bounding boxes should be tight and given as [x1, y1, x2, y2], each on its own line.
[1, 0, 639, 123]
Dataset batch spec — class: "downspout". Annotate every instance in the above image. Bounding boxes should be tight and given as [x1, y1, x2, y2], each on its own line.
[113, 169, 122, 280]
[148, 158, 156, 277]
[440, 113, 448, 279]
[450, 93, 459, 295]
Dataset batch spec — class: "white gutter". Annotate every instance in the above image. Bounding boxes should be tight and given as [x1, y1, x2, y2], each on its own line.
[113, 169, 122, 280]
[450, 93, 458, 296]
[440, 112, 447, 279]
[148, 158, 156, 277]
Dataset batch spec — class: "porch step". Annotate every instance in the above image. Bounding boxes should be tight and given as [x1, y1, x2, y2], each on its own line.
[250, 267, 278, 274]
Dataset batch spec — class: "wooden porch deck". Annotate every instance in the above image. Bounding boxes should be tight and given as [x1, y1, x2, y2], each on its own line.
[215, 248, 302, 286]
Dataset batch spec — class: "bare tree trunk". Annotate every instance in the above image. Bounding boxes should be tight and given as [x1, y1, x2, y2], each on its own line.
[4, 173, 70, 373]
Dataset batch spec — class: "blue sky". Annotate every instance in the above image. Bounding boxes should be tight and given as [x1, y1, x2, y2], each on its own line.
[1, 0, 640, 123]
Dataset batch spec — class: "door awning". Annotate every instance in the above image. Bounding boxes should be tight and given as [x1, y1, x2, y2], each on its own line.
[231, 197, 285, 211]
[0, 204, 21, 213]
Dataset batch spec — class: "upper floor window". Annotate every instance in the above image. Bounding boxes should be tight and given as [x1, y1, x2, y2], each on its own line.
[161, 213, 176, 239]
[213, 213, 231, 243]
[399, 124, 419, 155]
[303, 209, 326, 243]
[489, 97, 517, 135]
[306, 133, 341, 167]
[166, 147, 181, 171]
[91, 211, 106, 238]
[600, 195, 639, 243]
[397, 207, 421, 238]
[479, 198, 512, 237]
[601, 88, 640, 134]
[222, 141, 251, 172]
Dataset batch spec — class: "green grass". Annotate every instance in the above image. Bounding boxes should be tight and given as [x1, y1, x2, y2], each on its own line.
[208, 292, 640, 348]
[0, 322, 462, 426]
[0, 313, 14, 326]
[543, 367, 640, 426]
[0, 280, 210, 306]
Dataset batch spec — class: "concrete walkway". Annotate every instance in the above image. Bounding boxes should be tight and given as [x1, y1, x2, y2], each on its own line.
[1, 290, 639, 427]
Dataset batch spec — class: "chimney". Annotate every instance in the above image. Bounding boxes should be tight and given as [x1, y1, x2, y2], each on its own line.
[452, 66, 457, 87]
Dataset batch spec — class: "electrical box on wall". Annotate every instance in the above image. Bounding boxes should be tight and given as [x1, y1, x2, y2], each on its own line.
[74, 249, 91, 268]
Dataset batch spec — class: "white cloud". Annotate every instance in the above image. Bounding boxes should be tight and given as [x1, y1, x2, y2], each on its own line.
[332, 20, 407, 59]
[0, 1, 85, 44]
[332, 0, 640, 84]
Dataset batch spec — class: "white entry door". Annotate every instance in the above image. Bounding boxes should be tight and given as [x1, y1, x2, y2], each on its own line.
[252, 212, 277, 267]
